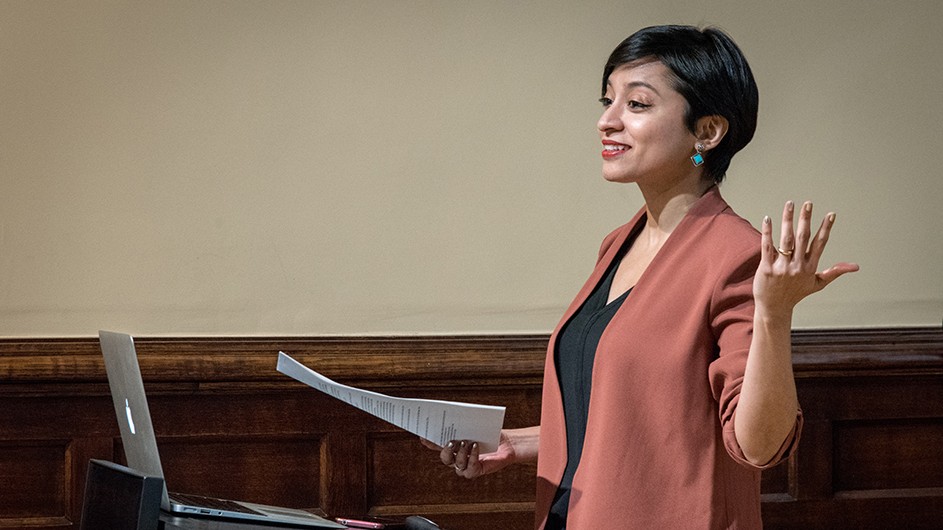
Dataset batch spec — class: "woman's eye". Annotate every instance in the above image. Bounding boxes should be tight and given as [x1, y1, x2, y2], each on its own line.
[599, 97, 613, 107]
[628, 100, 650, 109]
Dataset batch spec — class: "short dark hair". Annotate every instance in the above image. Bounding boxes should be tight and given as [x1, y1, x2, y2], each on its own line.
[602, 25, 758, 184]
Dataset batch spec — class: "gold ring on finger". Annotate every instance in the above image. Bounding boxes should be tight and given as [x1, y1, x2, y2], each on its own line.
[776, 247, 794, 257]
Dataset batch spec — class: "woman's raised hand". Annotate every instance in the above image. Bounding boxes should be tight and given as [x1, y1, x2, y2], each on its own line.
[755, 200, 859, 315]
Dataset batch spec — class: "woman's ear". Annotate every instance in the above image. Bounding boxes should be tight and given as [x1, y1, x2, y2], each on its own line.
[695, 115, 729, 150]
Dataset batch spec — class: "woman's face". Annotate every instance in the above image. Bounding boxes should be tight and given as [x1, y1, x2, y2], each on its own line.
[597, 60, 699, 189]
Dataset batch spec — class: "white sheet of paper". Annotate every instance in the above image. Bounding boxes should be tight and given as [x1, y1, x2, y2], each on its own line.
[276, 352, 505, 452]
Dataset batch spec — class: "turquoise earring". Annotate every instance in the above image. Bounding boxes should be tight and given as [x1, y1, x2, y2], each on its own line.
[691, 143, 706, 167]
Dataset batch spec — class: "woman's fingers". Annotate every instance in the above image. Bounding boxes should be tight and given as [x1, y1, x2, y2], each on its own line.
[438, 440, 472, 474]
[773, 201, 823, 265]
[431, 439, 484, 478]
[761, 215, 775, 264]
[437, 441, 456, 466]
[453, 441, 485, 477]
[816, 262, 861, 290]
[758, 201, 859, 306]
[778, 201, 796, 257]
[453, 442, 479, 477]
[465, 442, 482, 476]
[795, 201, 813, 259]
[453, 441, 470, 473]
[808, 212, 835, 261]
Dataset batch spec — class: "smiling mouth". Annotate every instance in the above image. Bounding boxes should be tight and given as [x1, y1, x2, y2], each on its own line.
[602, 143, 629, 158]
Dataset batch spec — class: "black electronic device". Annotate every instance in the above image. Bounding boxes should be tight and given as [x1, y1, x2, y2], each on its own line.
[80, 459, 164, 530]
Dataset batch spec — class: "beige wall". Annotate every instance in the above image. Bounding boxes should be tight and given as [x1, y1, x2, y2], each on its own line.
[2, 0, 940, 336]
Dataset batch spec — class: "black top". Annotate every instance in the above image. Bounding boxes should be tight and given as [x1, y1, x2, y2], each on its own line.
[546, 246, 631, 530]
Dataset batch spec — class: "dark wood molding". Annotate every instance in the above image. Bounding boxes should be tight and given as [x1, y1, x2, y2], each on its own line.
[790, 326, 943, 375]
[0, 334, 551, 386]
[2, 326, 939, 383]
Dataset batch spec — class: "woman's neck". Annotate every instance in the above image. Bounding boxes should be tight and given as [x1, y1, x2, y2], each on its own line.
[639, 178, 715, 240]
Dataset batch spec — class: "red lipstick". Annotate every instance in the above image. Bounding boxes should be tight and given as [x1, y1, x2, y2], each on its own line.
[601, 140, 629, 159]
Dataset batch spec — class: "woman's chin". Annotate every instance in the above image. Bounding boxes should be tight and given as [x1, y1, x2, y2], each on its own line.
[601, 172, 636, 184]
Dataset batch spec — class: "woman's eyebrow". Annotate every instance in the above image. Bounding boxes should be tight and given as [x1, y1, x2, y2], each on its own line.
[604, 78, 661, 97]
[624, 80, 660, 94]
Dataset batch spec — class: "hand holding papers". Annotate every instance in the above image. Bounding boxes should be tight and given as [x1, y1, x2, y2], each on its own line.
[276, 352, 506, 452]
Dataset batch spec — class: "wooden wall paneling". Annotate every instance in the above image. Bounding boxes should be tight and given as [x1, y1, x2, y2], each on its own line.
[0, 328, 940, 529]
[0, 439, 68, 522]
[155, 434, 324, 507]
[794, 418, 833, 501]
[67, 436, 116, 526]
[0, 385, 119, 529]
[322, 428, 368, 518]
[833, 417, 943, 492]
[762, 329, 943, 530]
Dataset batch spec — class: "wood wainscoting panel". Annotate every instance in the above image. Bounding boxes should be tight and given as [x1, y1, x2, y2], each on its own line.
[0, 441, 67, 518]
[0, 328, 941, 529]
[149, 435, 324, 508]
[833, 418, 943, 492]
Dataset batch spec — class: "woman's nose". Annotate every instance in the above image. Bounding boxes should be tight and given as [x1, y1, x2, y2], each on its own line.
[597, 105, 622, 133]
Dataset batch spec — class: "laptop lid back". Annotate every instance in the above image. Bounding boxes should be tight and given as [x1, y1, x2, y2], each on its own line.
[99, 330, 172, 510]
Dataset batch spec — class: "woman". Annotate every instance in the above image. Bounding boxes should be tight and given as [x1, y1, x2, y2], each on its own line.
[424, 25, 858, 529]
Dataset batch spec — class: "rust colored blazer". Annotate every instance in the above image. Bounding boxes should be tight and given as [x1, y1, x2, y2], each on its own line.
[535, 188, 802, 529]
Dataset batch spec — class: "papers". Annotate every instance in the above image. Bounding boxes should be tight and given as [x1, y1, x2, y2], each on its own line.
[276, 352, 505, 452]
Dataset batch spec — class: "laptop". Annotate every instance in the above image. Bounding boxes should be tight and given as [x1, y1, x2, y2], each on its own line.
[98, 330, 346, 528]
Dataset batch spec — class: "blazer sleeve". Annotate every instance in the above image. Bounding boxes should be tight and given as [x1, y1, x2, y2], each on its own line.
[706, 245, 803, 470]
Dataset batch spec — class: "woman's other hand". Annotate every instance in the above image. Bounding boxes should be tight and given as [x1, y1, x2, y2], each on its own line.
[755, 200, 859, 315]
[420, 427, 538, 479]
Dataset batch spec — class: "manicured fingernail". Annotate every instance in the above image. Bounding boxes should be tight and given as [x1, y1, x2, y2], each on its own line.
[472, 443, 478, 451]
[787, 201, 794, 211]
[447, 441, 454, 449]
[828, 213, 836, 223]
[764, 215, 770, 225]
[460, 441, 466, 448]
[804, 202, 812, 212]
